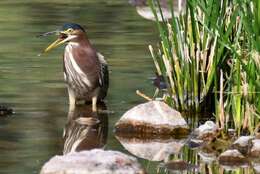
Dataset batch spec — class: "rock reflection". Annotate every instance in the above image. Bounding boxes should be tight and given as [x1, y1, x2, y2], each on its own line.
[116, 133, 186, 161]
[63, 104, 108, 154]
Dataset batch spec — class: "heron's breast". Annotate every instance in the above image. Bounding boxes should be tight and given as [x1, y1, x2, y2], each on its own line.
[64, 45, 94, 90]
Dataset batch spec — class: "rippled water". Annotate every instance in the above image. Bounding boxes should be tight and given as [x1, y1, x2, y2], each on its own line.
[0, 1, 257, 174]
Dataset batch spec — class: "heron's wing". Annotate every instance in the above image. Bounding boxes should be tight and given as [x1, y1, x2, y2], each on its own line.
[97, 53, 109, 99]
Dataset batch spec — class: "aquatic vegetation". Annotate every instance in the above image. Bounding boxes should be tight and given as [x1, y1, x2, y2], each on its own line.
[148, 0, 260, 134]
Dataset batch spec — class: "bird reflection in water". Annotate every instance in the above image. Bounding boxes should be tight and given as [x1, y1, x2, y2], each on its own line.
[63, 103, 108, 154]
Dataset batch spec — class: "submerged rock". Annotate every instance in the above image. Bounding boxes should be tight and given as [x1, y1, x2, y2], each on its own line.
[115, 101, 189, 136]
[0, 105, 13, 116]
[40, 149, 145, 174]
[249, 139, 260, 158]
[198, 147, 218, 164]
[230, 136, 254, 155]
[219, 149, 248, 166]
[161, 160, 199, 172]
[116, 135, 186, 161]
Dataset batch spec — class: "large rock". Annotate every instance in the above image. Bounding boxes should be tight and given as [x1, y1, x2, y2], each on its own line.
[115, 101, 189, 136]
[40, 149, 145, 174]
[249, 139, 260, 158]
[116, 136, 186, 161]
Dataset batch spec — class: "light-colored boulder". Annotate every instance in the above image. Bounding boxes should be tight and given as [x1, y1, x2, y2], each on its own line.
[40, 149, 145, 174]
[115, 101, 189, 135]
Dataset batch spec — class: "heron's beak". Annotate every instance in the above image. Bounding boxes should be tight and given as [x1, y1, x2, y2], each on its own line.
[43, 31, 69, 53]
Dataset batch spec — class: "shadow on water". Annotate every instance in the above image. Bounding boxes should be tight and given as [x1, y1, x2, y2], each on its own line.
[63, 103, 108, 154]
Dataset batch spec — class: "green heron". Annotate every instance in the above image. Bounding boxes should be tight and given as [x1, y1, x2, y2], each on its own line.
[41, 23, 109, 111]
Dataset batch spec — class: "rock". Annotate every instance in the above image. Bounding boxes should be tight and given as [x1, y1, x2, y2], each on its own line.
[219, 149, 248, 166]
[40, 149, 145, 174]
[115, 101, 189, 136]
[230, 136, 254, 155]
[129, 0, 186, 21]
[249, 139, 260, 158]
[0, 105, 13, 116]
[116, 135, 185, 161]
[194, 121, 219, 141]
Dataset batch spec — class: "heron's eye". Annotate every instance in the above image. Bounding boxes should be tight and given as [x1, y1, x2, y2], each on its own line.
[67, 28, 73, 33]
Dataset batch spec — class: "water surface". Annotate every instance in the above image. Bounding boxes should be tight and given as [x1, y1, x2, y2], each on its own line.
[0, 1, 256, 174]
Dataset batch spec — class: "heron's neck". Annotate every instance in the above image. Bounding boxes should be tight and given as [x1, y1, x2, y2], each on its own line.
[68, 36, 92, 49]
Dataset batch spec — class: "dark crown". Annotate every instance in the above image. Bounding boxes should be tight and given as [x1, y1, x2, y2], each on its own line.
[62, 23, 85, 32]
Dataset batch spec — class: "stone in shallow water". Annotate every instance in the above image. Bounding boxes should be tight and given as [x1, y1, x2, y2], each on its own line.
[230, 136, 254, 155]
[249, 139, 260, 158]
[194, 121, 219, 141]
[219, 149, 248, 166]
[115, 101, 189, 136]
[40, 149, 145, 174]
[129, 0, 186, 21]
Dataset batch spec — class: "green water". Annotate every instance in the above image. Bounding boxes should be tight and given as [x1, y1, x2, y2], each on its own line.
[0, 1, 256, 174]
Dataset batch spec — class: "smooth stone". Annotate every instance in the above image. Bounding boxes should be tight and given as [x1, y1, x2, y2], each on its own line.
[219, 149, 248, 166]
[194, 121, 218, 141]
[230, 136, 254, 155]
[116, 136, 185, 161]
[249, 139, 260, 158]
[129, 0, 186, 21]
[40, 149, 145, 174]
[115, 101, 189, 136]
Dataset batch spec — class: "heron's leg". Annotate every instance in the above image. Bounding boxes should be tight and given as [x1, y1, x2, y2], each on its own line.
[92, 96, 97, 112]
[68, 87, 76, 112]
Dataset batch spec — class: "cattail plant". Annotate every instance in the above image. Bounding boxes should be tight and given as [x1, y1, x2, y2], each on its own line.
[148, 0, 260, 134]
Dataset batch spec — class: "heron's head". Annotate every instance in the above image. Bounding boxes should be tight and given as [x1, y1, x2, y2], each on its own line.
[42, 23, 86, 53]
